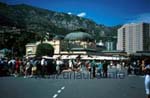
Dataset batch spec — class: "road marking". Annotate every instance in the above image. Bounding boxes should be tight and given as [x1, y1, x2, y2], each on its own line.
[53, 94, 58, 98]
[52, 86, 65, 98]
[61, 86, 65, 90]
[57, 90, 61, 93]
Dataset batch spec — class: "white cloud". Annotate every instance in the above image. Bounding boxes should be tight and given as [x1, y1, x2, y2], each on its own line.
[77, 12, 86, 17]
[68, 12, 72, 15]
[127, 13, 150, 23]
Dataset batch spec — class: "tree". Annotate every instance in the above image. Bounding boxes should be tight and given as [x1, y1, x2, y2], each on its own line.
[36, 43, 54, 57]
[72, 28, 88, 32]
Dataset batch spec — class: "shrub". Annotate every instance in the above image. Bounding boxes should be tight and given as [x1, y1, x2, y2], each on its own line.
[36, 43, 54, 57]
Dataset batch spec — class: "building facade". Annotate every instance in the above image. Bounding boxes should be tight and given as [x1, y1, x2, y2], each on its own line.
[105, 41, 115, 51]
[26, 32, 97, 57]
[26, 32, 128, 60]
[117, 23, 150, 54]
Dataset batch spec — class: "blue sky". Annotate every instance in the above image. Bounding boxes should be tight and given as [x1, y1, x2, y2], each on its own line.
[1, 0, 150, 26]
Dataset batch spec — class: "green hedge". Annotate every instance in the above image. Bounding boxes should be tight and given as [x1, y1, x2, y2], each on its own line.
[36, 43, 54, 57]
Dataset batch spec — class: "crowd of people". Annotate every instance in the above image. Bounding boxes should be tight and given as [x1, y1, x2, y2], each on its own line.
[0, 57, 56, 77]
[0, 56, 149, 78]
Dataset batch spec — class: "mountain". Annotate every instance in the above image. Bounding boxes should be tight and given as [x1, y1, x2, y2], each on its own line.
[0, 2, 121, 56]
[0, 2, 120, 36]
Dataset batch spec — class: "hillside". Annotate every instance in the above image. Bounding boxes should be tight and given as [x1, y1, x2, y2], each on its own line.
[0, 2, 120, 56]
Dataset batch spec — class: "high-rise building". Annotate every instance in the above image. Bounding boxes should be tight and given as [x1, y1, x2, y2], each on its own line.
[117, 23, 150, 54]
[105, 41, 114, 51]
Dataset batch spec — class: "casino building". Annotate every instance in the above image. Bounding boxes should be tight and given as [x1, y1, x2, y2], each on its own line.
[26, 31, 128, 60]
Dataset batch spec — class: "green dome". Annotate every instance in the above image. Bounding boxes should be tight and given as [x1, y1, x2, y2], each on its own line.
[64, 32, 94, 41]
[53, 35, 64, 40]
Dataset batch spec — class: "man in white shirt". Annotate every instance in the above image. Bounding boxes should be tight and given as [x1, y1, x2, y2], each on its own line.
[41, 58, 46, 77]
[142, 59, 150, 98]
[56, 57, 63, 74]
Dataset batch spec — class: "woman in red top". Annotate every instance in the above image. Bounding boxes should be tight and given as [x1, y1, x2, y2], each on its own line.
[15, 58, 20, 76]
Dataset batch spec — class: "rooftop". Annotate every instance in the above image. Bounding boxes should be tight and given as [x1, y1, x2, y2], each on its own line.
[64, 31, 94, 41]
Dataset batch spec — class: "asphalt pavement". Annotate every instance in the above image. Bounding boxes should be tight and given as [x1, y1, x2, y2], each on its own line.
[0, 71, 146, 98]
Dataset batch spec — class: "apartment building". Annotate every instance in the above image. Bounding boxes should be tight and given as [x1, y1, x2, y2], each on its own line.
[117, 23, 150, 54]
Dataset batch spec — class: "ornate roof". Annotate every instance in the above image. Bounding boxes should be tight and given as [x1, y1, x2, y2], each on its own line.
[53, 35, 64, 40]
[64, 32, 94, 41]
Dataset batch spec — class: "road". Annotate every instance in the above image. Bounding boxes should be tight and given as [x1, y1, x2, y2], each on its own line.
[0, 71, 145, 98]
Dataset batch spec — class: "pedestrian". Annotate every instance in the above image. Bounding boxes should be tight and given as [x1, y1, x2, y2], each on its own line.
[15, 58, 20, 77]
[142, 59, 150, 98]
[8, 58, 15, 75]
[41, 58, 46, 77]
[116, 62, 121, 73]
[85, 60, 91, 73]
[73, 58, 81, 72]
[90, 60, 96, 78]
[31, 59, 37, 77]
[24, 59, 31, 78]
[127, 64, 132, 75]
[19, 59, 24, 76]
[69, 59, 73, 70]
[102, 60, 108, 78]
[133, 61, 137, 75]
[56, 57, 63, 75]
[76, 58, 81, 72]
[97, 62, 103, 77]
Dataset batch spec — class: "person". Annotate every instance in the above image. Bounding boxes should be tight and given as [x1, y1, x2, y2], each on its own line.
[97, 62, 103, 77]
[76, 58, 81, 72]
[15, 58, 21, 77]
[103, 60, 108, 78]
[85, 60, 91, 73]
[41, 58, 46, 77]
[142, 59, 150, 98]
[24, 59, 31, 78]
[116, 62, 122, 73]
[8, 58, 16, 75]
[69, 59, 73, 70]
[31, 59, 37, 77]
[19, 59, 24, 76]
[133, 61, 137, 75]
[56, 57, 63, 75]
[90, 60, 96, 78]
[72, 58, 81, 72]
[127, 64, 132, 75]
